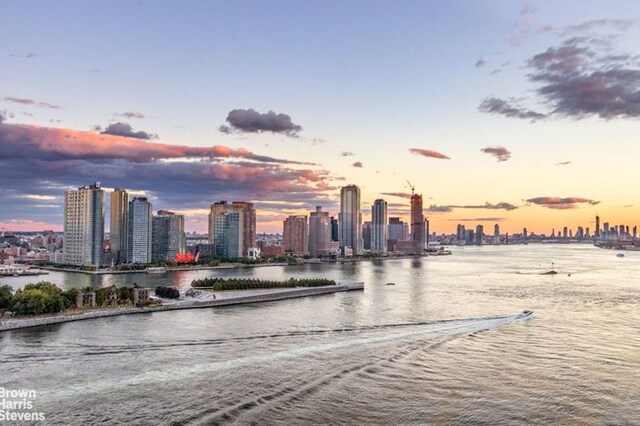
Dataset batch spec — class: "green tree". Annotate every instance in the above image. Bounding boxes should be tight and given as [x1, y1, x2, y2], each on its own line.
[11, 282, 66, 316]
[0, 285, 14, 317]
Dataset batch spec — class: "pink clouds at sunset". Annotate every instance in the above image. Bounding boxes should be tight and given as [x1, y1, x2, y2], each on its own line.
[408, 148, 451, 160]
[526, 197, 600, 209]
[0, 120, 337, 232]
[0, 122, 313, 165]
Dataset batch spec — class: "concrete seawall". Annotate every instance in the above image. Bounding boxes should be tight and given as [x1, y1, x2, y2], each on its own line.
[0, 283, 364, 332]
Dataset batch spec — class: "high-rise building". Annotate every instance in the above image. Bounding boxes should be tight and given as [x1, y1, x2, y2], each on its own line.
[362, 222, 372, 251]
[309, 206, 334, 256]
[64, 183, 105, 266]
[283, 215, 308, 255]
[494, 224, 500, 244]
[232, 201, 256, 256]
[208, 201, 255, 256]
[152, 210, 185, 262]
[457, 224, 466, 242]
[223, 212, 243, 258]
[330, 217, 339, 242]
[371, 199, 388, 252]
[595, 215, 600, 238]
[338, 185, 363, 255]
[411, 192, 425, 250]
[128, 197, 152, 264]
[563, 226, 568, 239]
[475, 225, 484, 245]
[110, 188, 128, 264]
[388, 217, 408, 241]
[209, 202, 244, 258]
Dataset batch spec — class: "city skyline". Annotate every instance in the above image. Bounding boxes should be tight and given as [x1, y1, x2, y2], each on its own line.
[3, 1, 640, 234]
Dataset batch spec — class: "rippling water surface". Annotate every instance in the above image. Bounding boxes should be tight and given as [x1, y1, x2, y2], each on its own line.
[1, 245, 639, 425]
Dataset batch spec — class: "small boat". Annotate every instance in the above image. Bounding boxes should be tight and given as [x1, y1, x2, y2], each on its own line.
[386, 282, 396, 286]
[146, 267, 166, 274]
[519, 310, 533, 318]
[616, 253, 625, 258]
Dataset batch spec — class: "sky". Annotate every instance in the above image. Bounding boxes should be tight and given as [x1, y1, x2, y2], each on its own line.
[1, 0, 640, 234]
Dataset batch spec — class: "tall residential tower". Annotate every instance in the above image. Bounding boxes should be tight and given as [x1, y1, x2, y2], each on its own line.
[63, 183, 105, 266]
[128, 197, 153, 264]
[110, 188, 128, 264]
[338, 185, 363, 255]
[371, 199, 388, 252]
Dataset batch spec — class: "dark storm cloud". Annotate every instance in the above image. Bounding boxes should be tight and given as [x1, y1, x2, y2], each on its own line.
[526, 197, 600, 209]
[481, 20, 640, 121]
[480, 146, 512, 161]
[341, 151, 354, 156]
[475, 58, 486, 68]
[352, 161, 363, 168]
[556, 161, 571, 166]
[100, 122, 157, 140]
[219, 109, 302, 137]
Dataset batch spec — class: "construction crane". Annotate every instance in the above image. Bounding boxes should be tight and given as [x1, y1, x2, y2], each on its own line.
[406, 180, 415, 196]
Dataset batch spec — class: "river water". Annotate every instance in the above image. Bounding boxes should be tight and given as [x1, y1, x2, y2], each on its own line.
[1, 245, 639, 425]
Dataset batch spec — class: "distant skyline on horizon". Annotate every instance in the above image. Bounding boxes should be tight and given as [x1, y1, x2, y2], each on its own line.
[2, 1, 640, 234]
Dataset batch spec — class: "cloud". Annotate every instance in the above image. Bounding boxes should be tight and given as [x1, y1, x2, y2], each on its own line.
[380, 192, 412, 199]
[448, 217, 508, 222]
[556, 161, 571, 166]
[526, 196, 600, 209]
[0, 122, 315, 164]
[18, 194, 57, 201]
[219, 109, 302, 137]
[481, 146, 511, 161]
[119, 112, 145, 119]
[4, 97, 61, 109]
[0, 122, 333, 232]
[559, 19, 635, 36]
[9, 53, 37, 59]
[427, 202, 519, 213]
[482, 22, 640, 121]
[352, 161, 363, 168]
[100, 122, 157, 140]
[479, 98, 546, 121]
[409, 148, 451, 160]
[341, 151, 354, 156]
[427, 205, 453, 213]
[475, 58, 486, 68]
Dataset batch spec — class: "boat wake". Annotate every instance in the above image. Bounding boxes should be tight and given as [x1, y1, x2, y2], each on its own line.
[42, 312, 532, 404]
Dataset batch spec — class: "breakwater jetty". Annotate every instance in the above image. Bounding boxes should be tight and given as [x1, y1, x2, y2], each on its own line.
[0, 283, 364, 332]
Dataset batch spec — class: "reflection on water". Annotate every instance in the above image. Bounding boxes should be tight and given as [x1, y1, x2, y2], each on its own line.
[1, 245, 640, 425]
